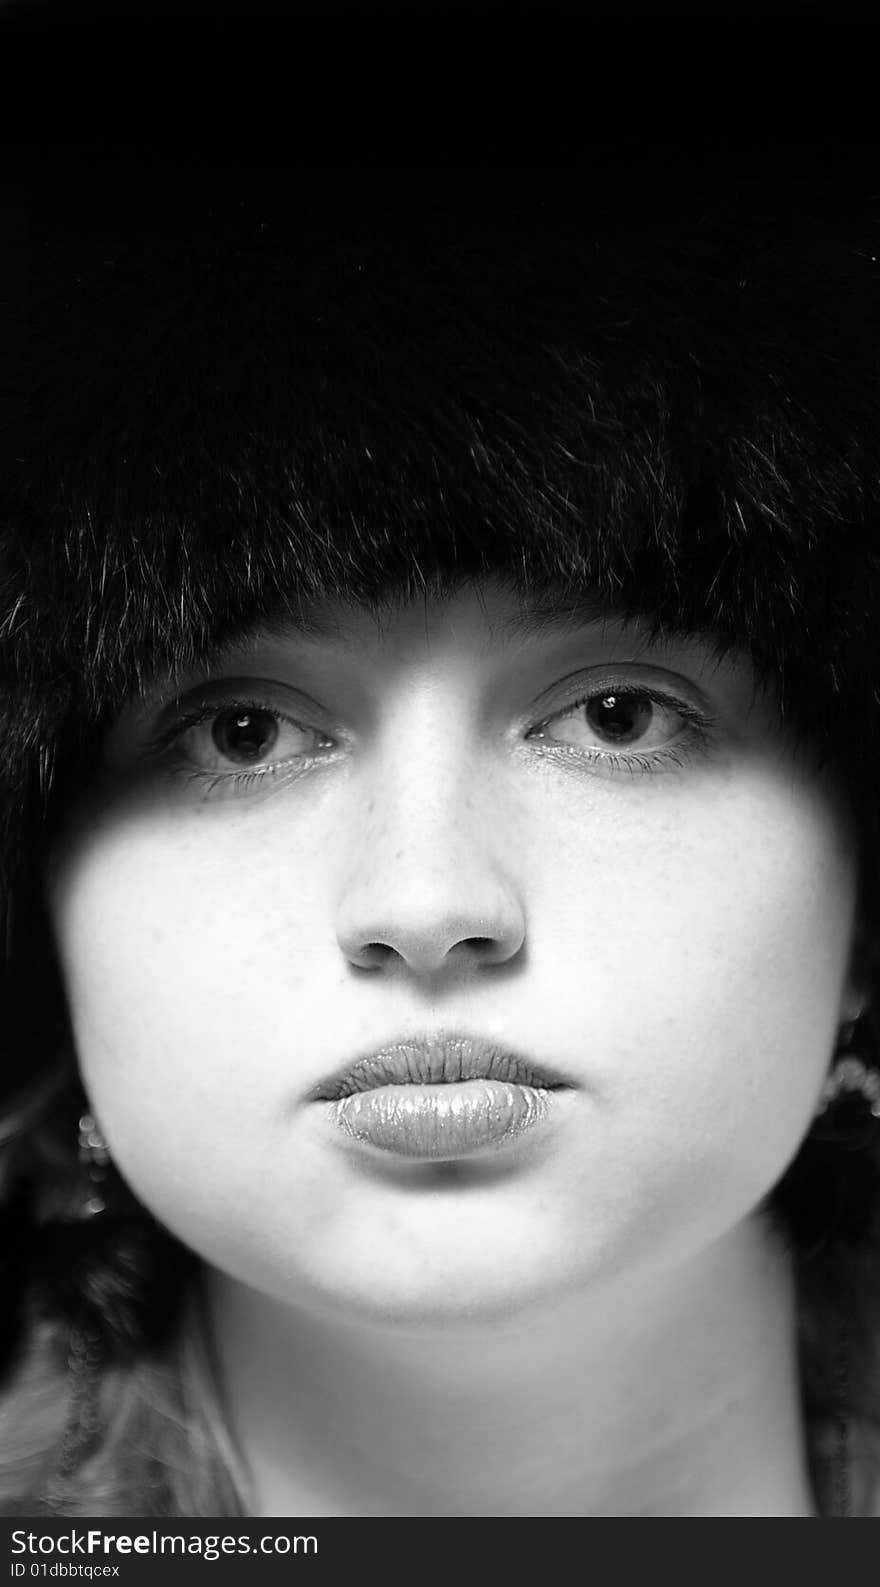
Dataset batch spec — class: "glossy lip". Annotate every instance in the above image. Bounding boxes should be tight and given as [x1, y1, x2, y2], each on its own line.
[308, 1031, 573, 1102]
[330, 1079, 557, 1160]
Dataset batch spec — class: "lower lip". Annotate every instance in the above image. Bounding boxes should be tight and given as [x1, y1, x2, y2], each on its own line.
[325, 1079, 558, 1160]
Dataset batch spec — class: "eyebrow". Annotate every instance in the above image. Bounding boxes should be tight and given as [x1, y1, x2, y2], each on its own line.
[127, 585, 752, 725]
[222, 588, 681, 654]
[483, 590, 657, 644]
[161, 584, 733, 707]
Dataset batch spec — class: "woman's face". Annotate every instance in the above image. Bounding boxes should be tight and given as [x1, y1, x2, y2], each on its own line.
[44, 577, 865, 1324]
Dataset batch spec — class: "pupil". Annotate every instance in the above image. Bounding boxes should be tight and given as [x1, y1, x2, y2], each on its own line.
[214, 709, 277, 762]
[587, 694, 649, 743]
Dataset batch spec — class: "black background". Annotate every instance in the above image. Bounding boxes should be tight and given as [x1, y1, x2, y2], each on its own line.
[0, 3, 878, 180]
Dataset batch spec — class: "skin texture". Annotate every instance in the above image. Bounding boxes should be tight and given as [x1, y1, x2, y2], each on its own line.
[44, 576, 869, 1515]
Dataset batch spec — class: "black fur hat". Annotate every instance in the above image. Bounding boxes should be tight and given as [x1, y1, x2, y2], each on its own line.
[3, 139, 880, 1099]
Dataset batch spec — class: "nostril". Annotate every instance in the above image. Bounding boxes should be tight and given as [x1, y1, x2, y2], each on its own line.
[357, 943, 394, 967]
[338, 912, 525, 973]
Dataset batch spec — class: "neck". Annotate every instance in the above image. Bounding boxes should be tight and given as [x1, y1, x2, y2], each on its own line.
[201, 1219, 817, 1517]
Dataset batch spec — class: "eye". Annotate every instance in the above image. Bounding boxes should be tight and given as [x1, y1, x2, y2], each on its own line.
[201, 705, 317, 768]
[142, 695, 337, 794]
[539, 690, 675, 751]
[529, 684, 713, 774]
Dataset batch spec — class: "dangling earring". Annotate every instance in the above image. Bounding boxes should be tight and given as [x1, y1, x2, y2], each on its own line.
[814, 1018, 880, 1119]
[76, 1110, 111, 1217]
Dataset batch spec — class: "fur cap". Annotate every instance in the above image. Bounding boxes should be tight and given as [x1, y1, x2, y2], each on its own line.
[3, 149, 880, 1077]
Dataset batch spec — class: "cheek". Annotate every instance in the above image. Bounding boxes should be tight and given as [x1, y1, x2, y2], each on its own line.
[43, 812, 319, 1212]
[544, 767, 859, 1245]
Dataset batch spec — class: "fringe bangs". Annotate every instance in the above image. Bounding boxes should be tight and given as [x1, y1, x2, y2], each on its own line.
[7, 175, 880, 758]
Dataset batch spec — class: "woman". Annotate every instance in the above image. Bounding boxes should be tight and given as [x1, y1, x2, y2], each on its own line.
[1, 147, 879, 1517]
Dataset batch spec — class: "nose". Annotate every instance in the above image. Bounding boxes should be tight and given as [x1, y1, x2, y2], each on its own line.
[334, 747, 526, 975]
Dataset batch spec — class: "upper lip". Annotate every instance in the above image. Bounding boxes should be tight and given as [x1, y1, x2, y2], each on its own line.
[309, 1031, 571, 1101]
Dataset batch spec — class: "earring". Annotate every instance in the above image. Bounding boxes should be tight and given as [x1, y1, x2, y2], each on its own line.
[76, 1110, 111, 1217]
[815, 1018, 880, 1120]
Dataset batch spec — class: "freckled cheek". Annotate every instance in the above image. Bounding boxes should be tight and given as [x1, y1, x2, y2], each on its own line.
[45, 829, 315, 1158]
[541, 793, 856, 1171]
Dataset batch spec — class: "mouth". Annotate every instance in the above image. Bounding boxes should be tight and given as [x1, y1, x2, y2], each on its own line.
[308, 1031, 571, 1101]
[309, 1032, 572, 1161]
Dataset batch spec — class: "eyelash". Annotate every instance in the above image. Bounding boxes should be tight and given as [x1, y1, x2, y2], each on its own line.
[144, 685, 716, 798]
[534, 688, 714, 775]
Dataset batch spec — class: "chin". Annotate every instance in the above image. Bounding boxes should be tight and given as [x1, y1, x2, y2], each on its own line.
[273, 1250, 581, 1334]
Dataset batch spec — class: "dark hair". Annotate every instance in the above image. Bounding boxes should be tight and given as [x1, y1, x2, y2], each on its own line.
[2, 145, 880, 1513]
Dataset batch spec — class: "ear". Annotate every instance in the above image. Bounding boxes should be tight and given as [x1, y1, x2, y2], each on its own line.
[838, 911, 880, 1027]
